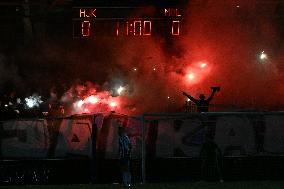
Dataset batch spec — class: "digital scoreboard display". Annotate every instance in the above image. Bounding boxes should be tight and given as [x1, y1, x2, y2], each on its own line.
[72, 7, 183, 38]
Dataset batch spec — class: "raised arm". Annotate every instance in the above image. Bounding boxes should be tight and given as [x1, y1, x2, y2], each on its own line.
[206, 90, 217, 102]
[182, 91, 198, 103]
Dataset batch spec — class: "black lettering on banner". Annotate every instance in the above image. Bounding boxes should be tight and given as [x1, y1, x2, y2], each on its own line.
[47, 119, 62, 157]
[71, 134, 80, 143]
[0, 122, 2, 157]
[97, 116, 111, 159]
[146, 120, 158, 158]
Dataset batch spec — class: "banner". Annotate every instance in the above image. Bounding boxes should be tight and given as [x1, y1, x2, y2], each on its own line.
[1, 120, 48, 158]
[264, 115, 284, 154]
[1, 112, 284, 159]
[54, 115, 93, 157]
[215, 116, 255, 156]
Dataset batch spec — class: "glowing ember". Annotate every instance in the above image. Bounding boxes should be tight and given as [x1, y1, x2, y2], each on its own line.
[153, 68, 156, 71]
[187, 98, 191, 102]
[133, 68, 137, 71]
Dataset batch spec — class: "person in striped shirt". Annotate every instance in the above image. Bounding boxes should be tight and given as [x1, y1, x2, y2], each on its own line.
[118, 126, 132, 187]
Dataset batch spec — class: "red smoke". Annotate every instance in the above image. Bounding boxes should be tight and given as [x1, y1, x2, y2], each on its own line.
[3, 1, 284, 115]
[59, 1, 284, 115]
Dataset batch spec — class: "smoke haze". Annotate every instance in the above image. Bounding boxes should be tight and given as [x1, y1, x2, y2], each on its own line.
[1, 0, 284, 115]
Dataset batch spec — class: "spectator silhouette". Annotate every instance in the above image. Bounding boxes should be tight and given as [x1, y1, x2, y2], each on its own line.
[182, 87, 219, 112]
[200, 133, 223, 182]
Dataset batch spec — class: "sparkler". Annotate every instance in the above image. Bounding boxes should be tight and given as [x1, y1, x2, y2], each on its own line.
[24, 94, 43, 108]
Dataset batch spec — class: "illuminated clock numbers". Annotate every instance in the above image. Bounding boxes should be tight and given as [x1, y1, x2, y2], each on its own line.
[81, 21, 91, 37]
[73, 7, 183, 38]
[117, 20, 152, 36]
[143, 21, 151, 35]
[171, 20, 180, 36]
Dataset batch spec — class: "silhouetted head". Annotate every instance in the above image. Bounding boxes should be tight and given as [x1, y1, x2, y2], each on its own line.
[118, 126, 125, 136]
[199, 94, 205, 100]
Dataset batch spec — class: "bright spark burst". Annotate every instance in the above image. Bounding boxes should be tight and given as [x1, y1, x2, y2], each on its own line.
[85, 95, 98, 104]
[25, 94, 43, 108]
[76, 100, 84, 108]
[260, 51, 267, 60]
[117, 86, 124, 95]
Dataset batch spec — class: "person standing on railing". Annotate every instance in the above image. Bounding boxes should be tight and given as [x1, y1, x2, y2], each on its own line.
[182, 87, 220, 112]
[118, 126, 132, 188]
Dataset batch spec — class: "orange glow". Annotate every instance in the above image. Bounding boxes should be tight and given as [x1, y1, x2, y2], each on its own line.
[143, 21, 151, 36]
[171, 21, 180, 36]
[81, 21, 90, 37]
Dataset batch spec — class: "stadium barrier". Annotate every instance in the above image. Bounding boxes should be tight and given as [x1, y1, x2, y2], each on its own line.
[1, 111, 284, 184]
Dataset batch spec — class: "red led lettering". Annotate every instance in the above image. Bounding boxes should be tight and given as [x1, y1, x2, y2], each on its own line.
[90, 9, 96, 17]
[81, 21, 90, 37]
[143, 21, 151, 36]
[126, 21, 129, 35]
[116, 21, 119, 36]
[164, 8, 182, 17]
[134, 21, 142, 36]
[165, 8, 170, 16]
[80, 9, 89, 18]
[79, 8, 95, 18]
[171, 20, 180, 36]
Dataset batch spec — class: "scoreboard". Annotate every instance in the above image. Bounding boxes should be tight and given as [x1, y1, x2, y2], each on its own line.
[72, 6, 183, 38]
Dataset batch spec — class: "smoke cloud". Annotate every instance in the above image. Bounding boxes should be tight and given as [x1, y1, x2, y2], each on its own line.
[1, 0, 284, 115]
